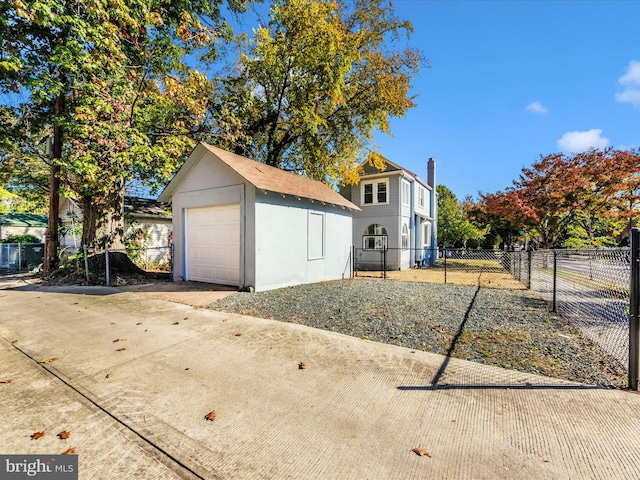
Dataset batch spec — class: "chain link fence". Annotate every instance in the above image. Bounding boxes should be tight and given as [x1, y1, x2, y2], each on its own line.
[57, 244, 172, 286]
[353, 247, 527, 289]
[511, 249, 631, 370]
[0, 243, 45, 271]
[352, 245, 634, 381]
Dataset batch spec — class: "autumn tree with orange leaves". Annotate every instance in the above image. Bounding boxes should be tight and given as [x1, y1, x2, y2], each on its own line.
[477, 149, 640, 249]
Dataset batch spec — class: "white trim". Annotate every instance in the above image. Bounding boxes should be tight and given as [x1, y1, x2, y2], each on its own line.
[361, 178, 389, 206]
[307, 210, 326, 260]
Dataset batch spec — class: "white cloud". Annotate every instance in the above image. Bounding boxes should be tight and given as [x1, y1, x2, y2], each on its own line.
[525, 101, 548, 114]
[615, 89, 640, 107]
[619, 60, 640, 86]
[557, 129, 609, 153]
[616, 60, 640, 108]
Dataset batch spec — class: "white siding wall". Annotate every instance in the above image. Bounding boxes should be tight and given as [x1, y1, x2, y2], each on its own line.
[168, 151, 255, 287]
[254, 195, 352, 291]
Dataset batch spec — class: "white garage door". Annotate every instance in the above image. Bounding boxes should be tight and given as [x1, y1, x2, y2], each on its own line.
[185, 204, 240, 285]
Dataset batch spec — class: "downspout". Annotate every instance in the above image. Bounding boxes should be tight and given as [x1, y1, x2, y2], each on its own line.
[409, 175, 415, 267]
[428, 158, 437, 265]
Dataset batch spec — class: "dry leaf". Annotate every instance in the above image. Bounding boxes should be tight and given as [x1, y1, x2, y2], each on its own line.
[0, 379, 13, 384]
[116, 347, 126, 352]
[112, 338, 126, 343]
[40, 357, 58, 363]
[144, 329, 148, 332]
[172, 322, 179, 325]
[57, 430, 71, 440]
[11, 339, 17, 344]
[298, 362, 307, 370]
[412, 448, 431, 457]
[136, 322, 142, 325]
[204, 410, 217, 422]
[61, 448, 75, 455]
[105, 372, 113, 379]
[31, 431, 45, 440]
[234, 333, 242, 337]
[184, 317, 189, 320]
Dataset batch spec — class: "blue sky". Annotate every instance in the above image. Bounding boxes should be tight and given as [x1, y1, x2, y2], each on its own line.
[369, 0, 640, 201]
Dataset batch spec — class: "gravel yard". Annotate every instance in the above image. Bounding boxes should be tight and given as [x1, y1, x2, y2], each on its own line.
[211, 279, 627, 388]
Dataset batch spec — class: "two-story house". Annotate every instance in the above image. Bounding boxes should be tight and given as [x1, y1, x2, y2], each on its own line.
[340, 156, 438, 270]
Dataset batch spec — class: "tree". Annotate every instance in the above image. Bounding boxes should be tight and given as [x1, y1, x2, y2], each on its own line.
[436, 185, 486, 248]
[0, 0, 243, 273]
[209, 0, 423, 184]
[479, 149, 640, 248]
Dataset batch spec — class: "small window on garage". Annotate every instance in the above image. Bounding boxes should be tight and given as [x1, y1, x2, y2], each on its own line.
[308, 211, 325, 260]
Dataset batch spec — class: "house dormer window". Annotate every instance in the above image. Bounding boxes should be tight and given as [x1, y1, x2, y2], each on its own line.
[362, 179, 388, 205]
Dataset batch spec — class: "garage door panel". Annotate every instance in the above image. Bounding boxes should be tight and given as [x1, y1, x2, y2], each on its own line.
[186, 204, 240, 285]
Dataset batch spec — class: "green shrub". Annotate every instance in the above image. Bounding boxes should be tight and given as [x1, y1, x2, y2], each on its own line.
[0, 234, 41, 244]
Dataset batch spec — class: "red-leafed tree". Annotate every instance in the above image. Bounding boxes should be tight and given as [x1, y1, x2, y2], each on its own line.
[478, 149, 640, 248]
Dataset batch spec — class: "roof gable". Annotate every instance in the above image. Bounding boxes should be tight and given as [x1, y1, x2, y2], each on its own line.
[159, 143, 359, 210]
[358, 155, 431, 189]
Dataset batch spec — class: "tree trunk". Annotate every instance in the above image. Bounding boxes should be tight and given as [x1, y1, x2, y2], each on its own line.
[105, 184, 126, 250]
[43, 89, 65, 278]
[81, 197, 99, 248]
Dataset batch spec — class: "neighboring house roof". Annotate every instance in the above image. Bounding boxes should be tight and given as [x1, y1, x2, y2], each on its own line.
[60, 197, 171, 221]
[125, 197, 171, 219]
[159, 143, 360, 210]
[0, 213, 47, 227]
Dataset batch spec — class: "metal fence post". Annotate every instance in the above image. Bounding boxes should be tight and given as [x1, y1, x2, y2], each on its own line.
[552, 251, 557, 313]
[383, 247, 387, 279]
[83, 245, 89, 283]
[527, 249, 532, 288]
[105, 243, 110, 287]
[444, 248, 447, 284]
[629, 228, 640, 391]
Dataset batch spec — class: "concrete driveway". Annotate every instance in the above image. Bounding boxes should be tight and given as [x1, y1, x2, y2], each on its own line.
[2, 274, 640, 479]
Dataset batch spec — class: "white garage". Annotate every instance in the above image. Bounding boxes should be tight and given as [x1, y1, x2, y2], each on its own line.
[158, 143, 359, 292]
[185, 204, 240, 285]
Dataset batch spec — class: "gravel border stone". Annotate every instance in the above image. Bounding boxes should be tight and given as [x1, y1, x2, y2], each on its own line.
[211, 279, 627, 388]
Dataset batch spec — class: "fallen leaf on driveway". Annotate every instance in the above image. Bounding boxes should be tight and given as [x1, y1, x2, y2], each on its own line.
[40, 357, 58, 363]
[412, 448, 431, 457]
[61, 448, 75, 455]
[172, 322, 179, 325]
[31, 431, 45, 440]
[116, 348, 126, 352]
[57, 431, 70, 440]
[136, 322, 142, 325]
[11, 340, 17, 344]
[204, 410, 217, 422]
[105, 372, 113, 378]
[298, 362, 307, 369]
[234, 333, 242, 337]
[112, 338, 127, 343]
[0, 379, 13, 384]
